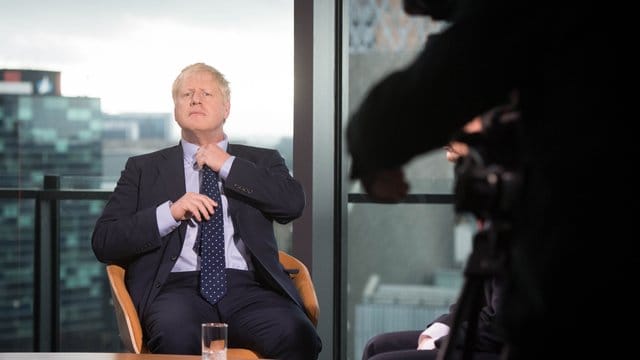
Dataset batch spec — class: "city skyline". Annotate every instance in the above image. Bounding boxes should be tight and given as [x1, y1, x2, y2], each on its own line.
[0, 0, 294, 139]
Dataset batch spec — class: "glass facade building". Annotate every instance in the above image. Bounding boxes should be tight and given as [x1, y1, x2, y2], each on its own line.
[0, 70, 107, 350]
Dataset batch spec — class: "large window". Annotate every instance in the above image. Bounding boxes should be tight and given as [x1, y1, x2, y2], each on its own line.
[0, 1, 294, 351]
[1, 1, 294, 177]
[345, 1, 467, 359]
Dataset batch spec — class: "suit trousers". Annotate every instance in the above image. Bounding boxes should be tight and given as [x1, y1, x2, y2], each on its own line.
[362, 330, 501, 360]
[143, 268, 321, 359]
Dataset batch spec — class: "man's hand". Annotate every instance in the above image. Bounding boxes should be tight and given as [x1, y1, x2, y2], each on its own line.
[417, 334, 436, 350]
[361, 168, 409, 203]
[194, 143, 231, 171]
[169, 192, 218, 222]
[444, 116, 483, 162]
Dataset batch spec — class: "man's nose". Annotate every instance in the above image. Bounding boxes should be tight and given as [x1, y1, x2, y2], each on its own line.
[190, 93, 202, 105]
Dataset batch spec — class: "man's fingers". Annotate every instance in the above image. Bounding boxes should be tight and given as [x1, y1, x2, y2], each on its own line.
[191, 197, 216, 222]
[175, 193, 217, 222]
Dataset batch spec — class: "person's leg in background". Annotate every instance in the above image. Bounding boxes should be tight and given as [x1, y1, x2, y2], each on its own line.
[362, 330, 431, 360]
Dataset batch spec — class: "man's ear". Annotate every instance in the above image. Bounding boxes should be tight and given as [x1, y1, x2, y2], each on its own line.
[223, 101, 231, 121]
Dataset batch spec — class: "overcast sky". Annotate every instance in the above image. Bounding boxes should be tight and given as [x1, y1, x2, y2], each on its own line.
[0, 0, 294, 139]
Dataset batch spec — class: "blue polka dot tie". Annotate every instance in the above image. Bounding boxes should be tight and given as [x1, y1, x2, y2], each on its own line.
[199, 165, 227, 305]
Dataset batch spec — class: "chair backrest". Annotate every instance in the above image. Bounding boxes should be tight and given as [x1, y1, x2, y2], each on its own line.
[105, 264, 146, 354]
[278, 250, 320, 327]
[105, 250, 318, 356]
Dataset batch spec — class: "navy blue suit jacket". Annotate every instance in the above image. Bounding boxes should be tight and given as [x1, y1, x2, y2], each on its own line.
[92, 142, 306, 319]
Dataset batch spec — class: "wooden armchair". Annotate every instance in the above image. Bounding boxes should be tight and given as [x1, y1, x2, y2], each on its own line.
[106, 250, 318, 358]
[277, 250, 319, 327]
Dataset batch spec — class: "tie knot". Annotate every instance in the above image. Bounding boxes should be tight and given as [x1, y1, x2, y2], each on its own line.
[203, 165, 217, 178]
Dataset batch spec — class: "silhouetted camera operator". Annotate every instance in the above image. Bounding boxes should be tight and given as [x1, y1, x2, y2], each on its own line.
[347, 0, 619, 358]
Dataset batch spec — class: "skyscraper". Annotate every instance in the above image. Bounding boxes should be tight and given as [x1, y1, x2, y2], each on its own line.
[0, 68, 113, 350]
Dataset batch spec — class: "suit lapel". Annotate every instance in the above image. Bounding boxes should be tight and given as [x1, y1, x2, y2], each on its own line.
[157, 144, 188, 240]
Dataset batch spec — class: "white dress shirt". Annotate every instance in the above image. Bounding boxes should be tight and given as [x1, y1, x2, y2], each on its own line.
[155, 136, 252, 272]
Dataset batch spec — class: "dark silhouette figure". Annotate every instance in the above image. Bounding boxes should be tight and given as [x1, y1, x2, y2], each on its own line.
[347, 1, 620, 358]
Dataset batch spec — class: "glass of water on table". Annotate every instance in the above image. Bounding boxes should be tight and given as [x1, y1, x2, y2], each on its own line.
[202, 322, 227, 360]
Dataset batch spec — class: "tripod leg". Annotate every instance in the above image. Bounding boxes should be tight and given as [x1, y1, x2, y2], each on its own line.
[461, 285, 483, 360]
[437, 277, 484, 360]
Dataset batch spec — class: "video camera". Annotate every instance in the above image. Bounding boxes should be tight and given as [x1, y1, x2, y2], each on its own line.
[452, 104, 523, 222]
[438, 104, 522, 360]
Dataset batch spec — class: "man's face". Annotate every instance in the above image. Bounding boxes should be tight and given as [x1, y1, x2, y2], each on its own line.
[173, 70, 230, 136]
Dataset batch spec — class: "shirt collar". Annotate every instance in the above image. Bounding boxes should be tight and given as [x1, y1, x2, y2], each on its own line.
[180, 135, 229, 165]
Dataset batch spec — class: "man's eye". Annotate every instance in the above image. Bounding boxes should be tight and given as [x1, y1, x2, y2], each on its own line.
[203, 92, 212, 96]
[182, 92, 192, 98]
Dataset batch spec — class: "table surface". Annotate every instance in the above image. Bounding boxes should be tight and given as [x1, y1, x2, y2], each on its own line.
[0, 353, 266, 360]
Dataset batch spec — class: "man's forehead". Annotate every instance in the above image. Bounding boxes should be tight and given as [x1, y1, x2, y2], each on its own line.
[180, 71, 216, 84]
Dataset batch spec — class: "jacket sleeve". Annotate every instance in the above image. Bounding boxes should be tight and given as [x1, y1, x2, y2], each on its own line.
[224, 148, 305, 224]
[91, 156, 165, 263]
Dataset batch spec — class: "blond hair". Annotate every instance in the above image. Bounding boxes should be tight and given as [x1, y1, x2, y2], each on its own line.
[172, 62, 230, 102]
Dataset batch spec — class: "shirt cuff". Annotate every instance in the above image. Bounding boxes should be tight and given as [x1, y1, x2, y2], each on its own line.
[421, 322, 450, 342]
[219, 156, 235, 179]
[156, 200, 180, 237]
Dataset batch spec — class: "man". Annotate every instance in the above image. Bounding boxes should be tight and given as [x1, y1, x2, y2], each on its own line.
[92, 62, 321, 359]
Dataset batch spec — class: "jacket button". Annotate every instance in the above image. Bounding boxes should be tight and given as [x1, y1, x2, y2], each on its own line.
[155, 282, 161, 288]
[170, 255, 177, 261]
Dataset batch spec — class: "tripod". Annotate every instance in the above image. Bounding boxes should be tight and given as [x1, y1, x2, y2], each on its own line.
[436, 220, 510, 360]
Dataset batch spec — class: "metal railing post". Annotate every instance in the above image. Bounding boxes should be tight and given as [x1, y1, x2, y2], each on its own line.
[34, 175, 60, 351]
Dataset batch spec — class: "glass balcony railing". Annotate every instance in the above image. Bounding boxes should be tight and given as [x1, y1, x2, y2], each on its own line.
[0, 175, 118, 352]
